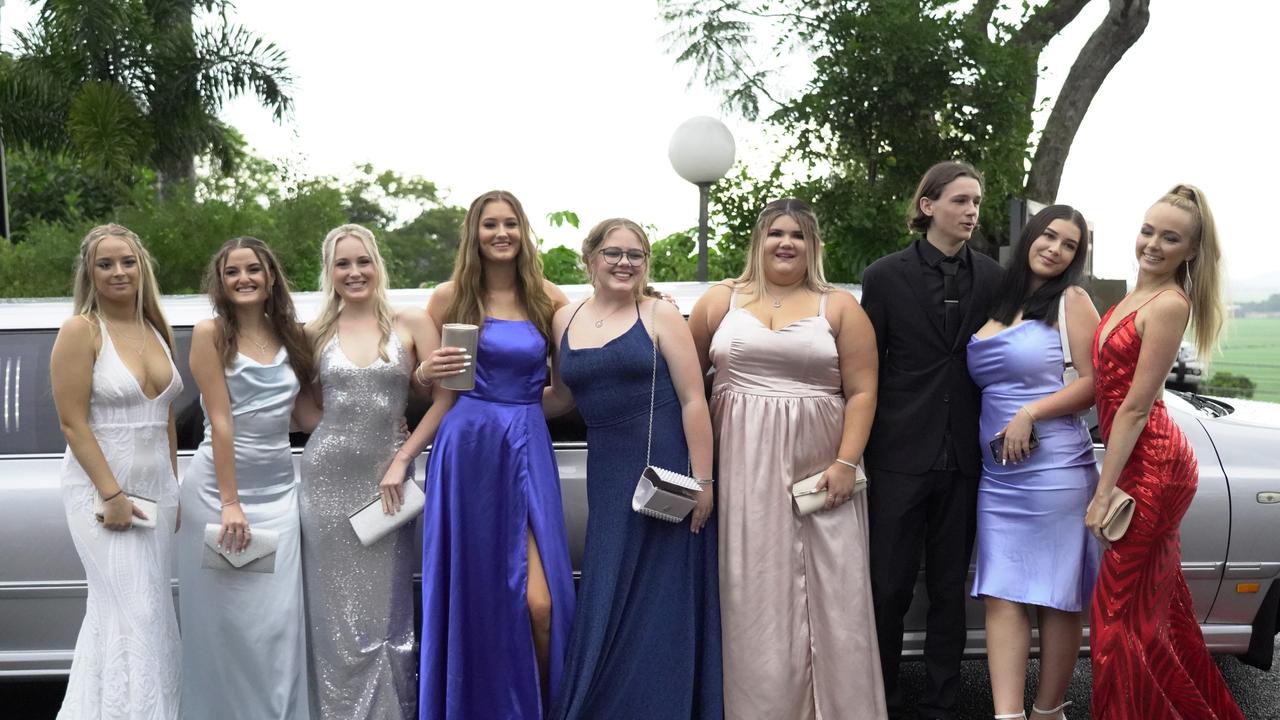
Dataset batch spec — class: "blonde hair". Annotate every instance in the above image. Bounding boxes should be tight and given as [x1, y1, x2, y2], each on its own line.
[580, 218, 656, 302]
[444, 190, 556, 341]
[734, 198, 832, 305]
[72, 224, 175, 351]
[1157, 183, 1223, 359]
[311, 224, 396, 362]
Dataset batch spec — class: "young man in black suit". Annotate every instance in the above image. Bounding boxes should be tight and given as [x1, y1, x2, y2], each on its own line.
[860, 161, 1004, 720]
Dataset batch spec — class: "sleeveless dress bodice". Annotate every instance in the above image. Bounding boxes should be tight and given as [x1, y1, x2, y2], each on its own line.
[301, 333, 417, 719]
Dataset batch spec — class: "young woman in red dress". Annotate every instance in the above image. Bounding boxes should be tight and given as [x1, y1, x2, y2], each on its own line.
[1084, 184, 1241, 720]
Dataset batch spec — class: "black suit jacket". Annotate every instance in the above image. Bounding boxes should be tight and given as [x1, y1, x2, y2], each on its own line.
[861, 240, 1003, 476]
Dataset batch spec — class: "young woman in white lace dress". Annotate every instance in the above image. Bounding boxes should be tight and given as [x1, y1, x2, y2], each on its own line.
[50, 224, 184, 719]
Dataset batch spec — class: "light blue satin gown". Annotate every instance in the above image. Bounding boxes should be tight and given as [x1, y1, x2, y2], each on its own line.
[967, 320, 1100, 611]
[177, 347, 310, 720]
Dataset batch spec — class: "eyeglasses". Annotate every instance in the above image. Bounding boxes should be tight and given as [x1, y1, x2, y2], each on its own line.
[598, 247, 648, 265]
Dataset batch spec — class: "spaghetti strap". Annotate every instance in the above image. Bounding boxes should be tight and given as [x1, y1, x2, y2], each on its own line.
[565, 299, 589, 332]
[818, 292, 829, 319]
[728, 285, 739, 310]
[1135, 288, 1189, 313]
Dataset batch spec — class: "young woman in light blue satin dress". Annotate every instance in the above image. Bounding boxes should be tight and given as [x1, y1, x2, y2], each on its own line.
[178, 237, 316, 720]
[966, 205, 1102, 720]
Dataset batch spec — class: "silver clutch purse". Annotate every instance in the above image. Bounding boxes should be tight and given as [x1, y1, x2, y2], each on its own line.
[348, 480, 426, 547]
[201, 523, 279, 573]
[631, 301, 702, 524]
[632, 466, 701, 523]
[93, 492, 157, 529]
[791, 463, 868, 517]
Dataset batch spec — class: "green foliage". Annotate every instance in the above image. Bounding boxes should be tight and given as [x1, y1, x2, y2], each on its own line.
[3, 148, 132, 240]
[663, 0, 1048, 279]
[540, 246, 587, 285]
[649, 228, 737, 282]
[1205, 372, 1255, 400]
[0, 0, 293, 189]
[545, 210, 581, 231]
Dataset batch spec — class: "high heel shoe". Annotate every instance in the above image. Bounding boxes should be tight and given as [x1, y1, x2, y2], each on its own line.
[1030, 700, 1071, 719]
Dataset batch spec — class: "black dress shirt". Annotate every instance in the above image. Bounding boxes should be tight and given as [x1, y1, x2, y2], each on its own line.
[914, 237, 973, 347]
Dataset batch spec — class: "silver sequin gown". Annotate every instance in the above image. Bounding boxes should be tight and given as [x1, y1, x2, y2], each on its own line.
[300, 333, 418, 719]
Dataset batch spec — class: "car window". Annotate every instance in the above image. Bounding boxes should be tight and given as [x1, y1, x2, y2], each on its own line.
[0, 330, 62, 455]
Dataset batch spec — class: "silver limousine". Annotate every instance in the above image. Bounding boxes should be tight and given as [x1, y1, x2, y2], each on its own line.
[2, 283, 1278, 677]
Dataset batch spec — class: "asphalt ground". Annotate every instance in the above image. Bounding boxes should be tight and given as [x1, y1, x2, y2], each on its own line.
[3, 638, 1276, 718]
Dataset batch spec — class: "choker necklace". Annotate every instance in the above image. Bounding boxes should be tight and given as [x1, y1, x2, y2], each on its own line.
[590, 297, 627, 328]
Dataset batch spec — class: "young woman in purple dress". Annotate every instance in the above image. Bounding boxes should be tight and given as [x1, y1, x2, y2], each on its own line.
[966, 205, 1101, 720]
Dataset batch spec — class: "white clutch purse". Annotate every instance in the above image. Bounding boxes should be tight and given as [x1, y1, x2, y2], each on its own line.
[348, 480, 426, 547]
[791, 463, 868, 517]
[632, 466, 702, 523]
[93, 493, 157, 529]
[201, 523, 279, 573]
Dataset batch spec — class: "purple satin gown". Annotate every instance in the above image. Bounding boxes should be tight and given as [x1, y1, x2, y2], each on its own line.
[967, 320, 1100, 611]
[419, 318, 575, 719]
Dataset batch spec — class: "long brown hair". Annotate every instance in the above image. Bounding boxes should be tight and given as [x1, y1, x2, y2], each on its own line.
[201, 236, 315, 384]
[72, 224, 175, 351]
[907, 161, 984, 233]
[444, 190, 556, 341]
[1156, 184, 1224, 358]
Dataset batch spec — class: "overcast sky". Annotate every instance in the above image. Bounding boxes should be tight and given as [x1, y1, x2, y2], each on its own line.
[3, 1, 1276, 299]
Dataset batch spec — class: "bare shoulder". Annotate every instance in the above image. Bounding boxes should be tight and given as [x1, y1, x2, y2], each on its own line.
[429, 282, 456, 304]
[1148, 289, 1192, 322]
[554, 298, 586, 323]
[650, 296, 685, 322]
[825, 287, 859, 310]
[542, 280, 570, 306]
[395, 305, 430, 327]
[192, 318, 221, 342]
[58, 314, 97, 340]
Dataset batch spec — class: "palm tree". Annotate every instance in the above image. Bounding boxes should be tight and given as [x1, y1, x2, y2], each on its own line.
[0, 0, 293, 197]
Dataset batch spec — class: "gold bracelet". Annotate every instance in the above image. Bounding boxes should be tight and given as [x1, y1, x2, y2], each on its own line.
[1020, 406, 1037, 422]
[414, 363, 434, 387]
[220, 498, 240, 508]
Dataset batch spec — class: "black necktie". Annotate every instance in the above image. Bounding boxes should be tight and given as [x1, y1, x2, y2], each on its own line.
[940, 257, 960, 341]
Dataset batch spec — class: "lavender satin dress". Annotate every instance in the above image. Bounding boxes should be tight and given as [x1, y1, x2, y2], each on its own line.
[967, 320, 1100, 611]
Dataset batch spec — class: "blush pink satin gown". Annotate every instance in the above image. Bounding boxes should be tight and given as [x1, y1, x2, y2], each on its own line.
[710, 290, 886, 720]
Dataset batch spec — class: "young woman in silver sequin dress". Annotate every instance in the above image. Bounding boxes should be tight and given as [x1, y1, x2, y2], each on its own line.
[295, 224, 444, 719]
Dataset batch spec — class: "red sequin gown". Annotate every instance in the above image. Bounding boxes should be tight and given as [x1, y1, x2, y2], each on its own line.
[1090, 294, 1243, 720]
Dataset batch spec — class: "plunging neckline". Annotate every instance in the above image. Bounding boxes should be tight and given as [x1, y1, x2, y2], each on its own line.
[335, 332, 397, 369]
[1098, 307, 1139, 351]
[100, 321, 175, 402]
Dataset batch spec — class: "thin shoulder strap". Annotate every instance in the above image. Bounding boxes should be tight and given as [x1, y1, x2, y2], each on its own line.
[564, 299, 589, 332]
[1058, 293, 1072, 369]
[728, 284, 739, 310]
[644, 299, 659, 467]
[1135, 288, 1189, 314]
[818, 291, 829, 319]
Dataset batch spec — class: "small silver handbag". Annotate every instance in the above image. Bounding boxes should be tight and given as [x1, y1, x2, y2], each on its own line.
[348, 479, 426, 547]
[791, 463, 868, 517]
[201, 523, 279, 573]
[631, 301, 702, 523]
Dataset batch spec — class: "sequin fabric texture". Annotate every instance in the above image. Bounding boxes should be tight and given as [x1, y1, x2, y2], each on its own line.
[300, 333, 418, 719]
[1089, 295, 1242, 720]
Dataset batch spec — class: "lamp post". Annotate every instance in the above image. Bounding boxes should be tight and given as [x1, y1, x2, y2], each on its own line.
[668, 116, 735, 282]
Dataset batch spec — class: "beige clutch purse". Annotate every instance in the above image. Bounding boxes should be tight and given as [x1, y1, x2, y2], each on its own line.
[1100, 488, 1136, 542]
[201, 524, 278, 573]
[791, 463, 868, 517]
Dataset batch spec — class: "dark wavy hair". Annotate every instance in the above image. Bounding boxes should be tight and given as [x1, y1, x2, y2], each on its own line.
[201, 236, 315, 384]
[989, 204, 1090, 327]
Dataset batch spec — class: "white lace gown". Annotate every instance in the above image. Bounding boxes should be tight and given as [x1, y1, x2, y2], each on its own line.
[58, 320, 183, 720]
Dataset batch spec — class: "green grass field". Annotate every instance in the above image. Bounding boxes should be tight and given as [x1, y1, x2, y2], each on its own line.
[1209, 317, 1280, 403]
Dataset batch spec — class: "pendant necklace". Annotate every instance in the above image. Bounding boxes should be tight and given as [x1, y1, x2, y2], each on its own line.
[590, 296, 626, 328]
[763, 283, 801, 309]
[103, 316, 146, 357]
[243, 327, 271, 355]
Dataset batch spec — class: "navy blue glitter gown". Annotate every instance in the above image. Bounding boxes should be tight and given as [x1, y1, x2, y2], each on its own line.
[551, 304, 723, 720]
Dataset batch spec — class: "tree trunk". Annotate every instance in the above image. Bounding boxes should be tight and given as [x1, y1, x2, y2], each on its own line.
[1025, 0, 1151, 202]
